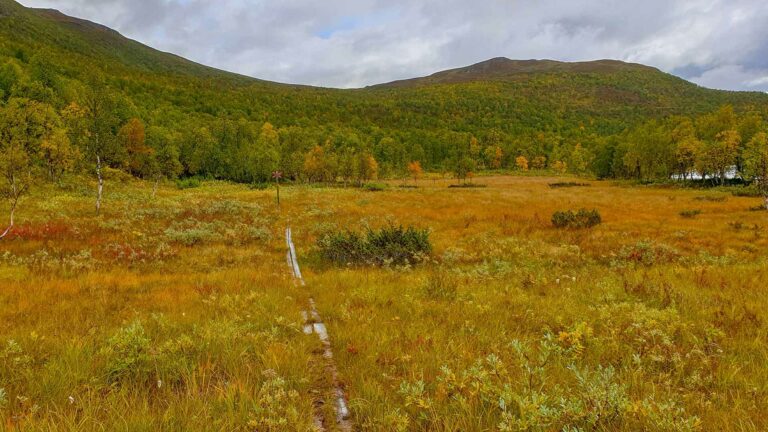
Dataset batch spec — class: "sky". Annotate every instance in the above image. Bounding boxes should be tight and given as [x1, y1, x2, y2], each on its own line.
[17, 0, 768, 91]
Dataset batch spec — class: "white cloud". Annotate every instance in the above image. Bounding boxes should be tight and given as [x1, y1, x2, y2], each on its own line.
[16, 0, 768, 90]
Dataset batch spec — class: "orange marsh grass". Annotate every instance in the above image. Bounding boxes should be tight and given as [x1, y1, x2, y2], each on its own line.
[0, 175, 766, 431]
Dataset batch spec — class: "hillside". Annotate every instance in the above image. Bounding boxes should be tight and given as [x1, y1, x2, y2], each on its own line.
[0, 0, 767, 182]
[370, 57, 660, 88]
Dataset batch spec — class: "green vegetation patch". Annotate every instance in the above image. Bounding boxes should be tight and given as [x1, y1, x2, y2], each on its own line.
[679, 209, 702, 218]
[549, 182, 591, 188]
[552, 208, 602, 228]
[318, 224, 431, 266]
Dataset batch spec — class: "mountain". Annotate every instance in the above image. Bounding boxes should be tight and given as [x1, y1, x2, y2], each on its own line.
[370, 57, 661, 88]
[0, 0, 766, 181]
[0, 0, 257, 81]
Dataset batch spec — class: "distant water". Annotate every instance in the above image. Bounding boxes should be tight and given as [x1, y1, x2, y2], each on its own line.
[671, 166, 739, 181]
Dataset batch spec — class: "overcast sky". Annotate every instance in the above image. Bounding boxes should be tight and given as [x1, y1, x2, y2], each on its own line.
[17, 0, 768, 91]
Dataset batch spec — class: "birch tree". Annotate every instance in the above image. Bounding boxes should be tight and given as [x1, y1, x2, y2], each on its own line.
[0, 98, 63, 238]
[80, 83, 121, 215]
[743, 132, 768, 209]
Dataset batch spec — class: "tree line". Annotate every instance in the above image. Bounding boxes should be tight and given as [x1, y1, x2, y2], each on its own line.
[3, 36, 768, 237]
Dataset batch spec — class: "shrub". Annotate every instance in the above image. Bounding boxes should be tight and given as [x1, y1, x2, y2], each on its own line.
[101, 321, 152, 383]
[164, 223, 217, 246]
[318, 224, 431, 266]
[693, 195, 726, 202]
[616, 240, 680, 266]
[548, 182, 591, 188]
[248, 182, 270, 190]
[552, 209, 602, 228]
[448, 183, 486, 188]
[731, 186, 761, 197]
[679, 209, 702, 219]
[363, 182, 388, 192]
[176, 178, 201, 189]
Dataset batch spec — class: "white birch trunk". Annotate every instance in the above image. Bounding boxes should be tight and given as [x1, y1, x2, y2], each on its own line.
[0, 177, 20, 239]
[95, 155, 103, 215]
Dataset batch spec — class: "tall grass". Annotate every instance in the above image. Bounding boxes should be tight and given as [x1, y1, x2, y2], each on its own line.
[1, 175, 767, 430]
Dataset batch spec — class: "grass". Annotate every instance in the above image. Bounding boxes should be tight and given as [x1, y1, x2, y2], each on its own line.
[1, 175, 767, 431]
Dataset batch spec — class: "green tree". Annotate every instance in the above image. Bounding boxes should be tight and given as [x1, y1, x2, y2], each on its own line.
[0, 98, 62, 237]
[249, 122, 280, 182]
[455, 156, 476, 184]
[80, 81, 124, 214]
[712, 129, 741, 184]
[569, 143, 593, 175]
[674, 137, 703, 181]
[742, 131, 768, 209]
[39, 127, 78, 182]
[356, 152, 379, 186]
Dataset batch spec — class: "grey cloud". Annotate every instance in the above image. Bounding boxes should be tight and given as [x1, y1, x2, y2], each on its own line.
[16, 0, 768, 91]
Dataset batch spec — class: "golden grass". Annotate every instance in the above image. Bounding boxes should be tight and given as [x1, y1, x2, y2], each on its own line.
[1, 175, 767, 431]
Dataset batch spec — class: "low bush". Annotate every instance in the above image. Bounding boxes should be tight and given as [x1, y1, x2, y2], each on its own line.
[615, 240, 680, 266]
[318, 224, 431, 266]
[101, 321, 152, 384]
[362, 182, 388, 192]
[548, 182, 591, 188]
[176, 178, 201, 189]
[731, 186, 762, 197]
[248, 182, 270, 190]
[693, 195, 726, 202]
[552, 208, 602, 228]
[679, 209, 702, 218]
[448, 183, 486, 188]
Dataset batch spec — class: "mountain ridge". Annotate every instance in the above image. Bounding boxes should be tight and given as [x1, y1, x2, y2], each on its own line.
[0, 0, 757, 93]
[368, 57, 670, 89]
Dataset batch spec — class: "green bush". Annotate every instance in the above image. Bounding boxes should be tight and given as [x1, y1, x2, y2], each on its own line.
[249, 182, 270, 190]
[731, 186, 762, 197]
[679, 209, 702, 218]
[362, 182, 388, 192]
[552, 209, 602, 228]
[101, 321, 152, 384]
[318, 224, 431, 266]
[448, 183, 487, 188]
[548, 182, 591, 188]
[693, 195, 726, 202]
[176, 178, 201, 189]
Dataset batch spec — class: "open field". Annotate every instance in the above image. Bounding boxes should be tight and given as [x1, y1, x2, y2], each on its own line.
[1, 175, 767, 431]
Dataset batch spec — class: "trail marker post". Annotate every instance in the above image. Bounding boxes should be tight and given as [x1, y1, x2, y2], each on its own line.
[272, 171, 283, 207]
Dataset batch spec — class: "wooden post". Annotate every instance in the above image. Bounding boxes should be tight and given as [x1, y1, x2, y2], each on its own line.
[272, 171, 283, 208]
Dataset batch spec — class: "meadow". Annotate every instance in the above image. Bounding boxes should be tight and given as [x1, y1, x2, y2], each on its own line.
[1, 174, 767, 431]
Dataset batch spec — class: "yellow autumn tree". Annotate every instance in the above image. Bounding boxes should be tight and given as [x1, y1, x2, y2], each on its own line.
[484, 146, 503, 169]
[531, 156, 547, 170]
[553, 160, 568, 173]
[357, 153, 378, 186]
[303, 145, 326, 183]
[515, 155, 529, 171]
[119, 118, 153, 177]
[407, 161, 423, 185]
